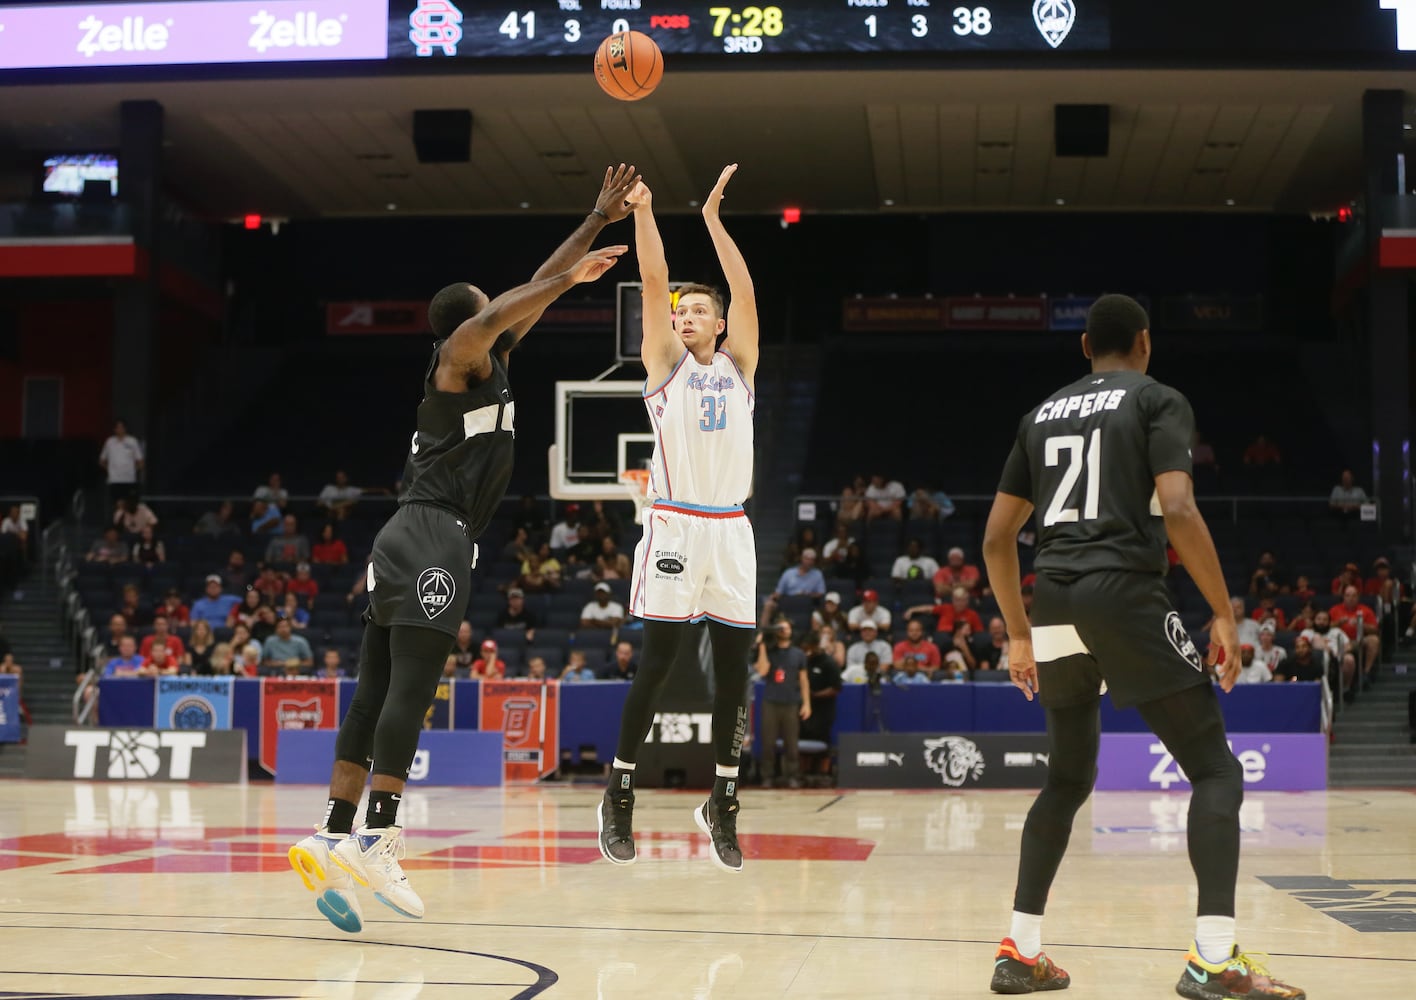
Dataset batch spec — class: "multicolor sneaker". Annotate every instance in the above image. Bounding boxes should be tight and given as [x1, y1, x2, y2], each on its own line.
[1176, 944, 1306, 999]
[989, 937, 1070, 993]
[331, 825, 424, 919]
[288, 828, 364, 934]
[692, 796, 742, 873]
[597, 789, 637, 865]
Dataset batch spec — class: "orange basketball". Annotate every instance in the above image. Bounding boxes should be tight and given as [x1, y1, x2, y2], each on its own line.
[593, 30, 663, 102]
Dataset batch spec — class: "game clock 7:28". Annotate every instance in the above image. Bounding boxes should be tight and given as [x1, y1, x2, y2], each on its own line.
[709, 6, 784, 38]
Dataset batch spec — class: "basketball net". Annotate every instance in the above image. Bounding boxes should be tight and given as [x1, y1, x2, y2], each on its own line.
[620, 468, 652, 525]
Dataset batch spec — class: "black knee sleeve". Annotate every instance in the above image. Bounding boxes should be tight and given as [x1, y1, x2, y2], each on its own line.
[707, 620, 755, 767]
[613, 620, 686, 762]
[368, 625, 455, 779]
[334, 621, 392, 769]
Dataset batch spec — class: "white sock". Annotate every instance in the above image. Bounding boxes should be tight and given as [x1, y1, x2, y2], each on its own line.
[1009, 911, 1043, 959]
[715, 764, 740, 778]
[1195, 916, 1236, 965]
[612, 758, 636, 772]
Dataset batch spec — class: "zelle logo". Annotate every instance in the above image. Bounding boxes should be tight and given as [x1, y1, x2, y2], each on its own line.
[646, 712, 712, 744]
[1381, 1, 1416, 50]
[75, 9, 350, 59]
[409, 748, 431, 781]
[77, 15, 171, 57]
[1149, 741, 1270, 790]
[64, 730, 207, 780]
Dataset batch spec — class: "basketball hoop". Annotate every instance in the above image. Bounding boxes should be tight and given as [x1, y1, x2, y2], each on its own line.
[620, 468, 652, 524]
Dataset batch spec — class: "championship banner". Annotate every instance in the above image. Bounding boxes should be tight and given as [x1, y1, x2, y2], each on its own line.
[424, 679, 454, 730]
[0, 675, 19, 743]
[478, 679, 560, 783]
[260, 677, 338, 774]
[155, 676, 234, 730]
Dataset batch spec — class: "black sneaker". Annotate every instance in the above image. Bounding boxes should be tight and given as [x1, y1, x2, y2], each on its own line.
[597, 789, 636, 865]
[693, 796, 743, 872]
[1176, 944, 1305, 999]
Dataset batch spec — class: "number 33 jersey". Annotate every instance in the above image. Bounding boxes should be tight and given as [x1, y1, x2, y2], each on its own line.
[997, 369, 1194, 580]
[642, 349, 755, 508]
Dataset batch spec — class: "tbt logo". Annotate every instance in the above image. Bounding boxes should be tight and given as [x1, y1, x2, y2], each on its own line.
[417, 567, 456, 619]
[923, 736, 986, 787]
[646, 712, 713, 744]
[1032, 0, 1076, 48]
[64, 730, 207, 780]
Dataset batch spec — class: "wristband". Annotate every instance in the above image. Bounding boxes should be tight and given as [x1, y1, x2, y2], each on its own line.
[590, 208, 609, 220]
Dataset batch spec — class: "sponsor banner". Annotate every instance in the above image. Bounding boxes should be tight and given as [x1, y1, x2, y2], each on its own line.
[1095, 733, 1326, 791]
[635, 702, 718, 788]
[0, 675, 19, 743]
[259, 678, 338, 775]
[1157, 294, 1264, 331]
[1048, 294, 1153, 331]
[842, 297, 1048, 331]
[23, 726, 246, 782]
[0, 0, 388, 71]
[326, 300, 613, 335]
[479, 679, 560, 783]
[838, 732, 1052, 789]
[424, 679, 454, 731]
[155, 676, 234, 730]
[274, 729, 502, 786]
[944, 296, 1047, 330]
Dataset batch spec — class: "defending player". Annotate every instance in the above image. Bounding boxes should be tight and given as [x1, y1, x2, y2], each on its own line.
[981, 295, 1304, 998]
[597, 166, 759, 872]
[288, 166, 638, 932]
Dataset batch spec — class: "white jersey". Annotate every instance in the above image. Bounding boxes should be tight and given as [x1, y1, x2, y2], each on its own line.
[642, 349, 754, 507]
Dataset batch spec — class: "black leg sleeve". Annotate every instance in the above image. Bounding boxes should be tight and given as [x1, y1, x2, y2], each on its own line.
[368, 624, 455, 779]
[613, 619, 686, 763]
[333, 620, 392, 769]
[707, 620, 755, 768]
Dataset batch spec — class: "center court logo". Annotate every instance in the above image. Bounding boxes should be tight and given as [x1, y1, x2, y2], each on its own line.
[417, 567, 456, 618]
[1164, 612, 1204, 671]
[923, 736, 986, 787]
[1032, 0, 1076, 48]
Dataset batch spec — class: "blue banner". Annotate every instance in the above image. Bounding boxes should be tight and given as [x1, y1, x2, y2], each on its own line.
[155, 676, 234, 730]
[275, 729, 503, 786]
[1049, 294, 1153, 331]
[0, 675, 19, 742]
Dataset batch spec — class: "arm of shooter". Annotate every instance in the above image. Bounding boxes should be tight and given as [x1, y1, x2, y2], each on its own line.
[629, 181, 679, 389]
[702, 164, 759, 384]
[982, 491, 1037, 700]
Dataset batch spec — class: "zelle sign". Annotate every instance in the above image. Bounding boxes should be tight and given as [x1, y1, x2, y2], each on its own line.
[0, 0, 388, 70]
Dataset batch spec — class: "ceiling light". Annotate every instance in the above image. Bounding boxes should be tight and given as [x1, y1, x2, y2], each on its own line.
[386, 203, 397, 211]
[1055, 198, 1066, 205]
[883, 198, 895, 206]
[1225, 199, 1235, 206]
[688, 200, 699, 207]
[519, 201, 530, 209]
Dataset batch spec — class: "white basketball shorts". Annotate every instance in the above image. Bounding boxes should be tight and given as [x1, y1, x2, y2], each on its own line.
[629, 500, 757, 628]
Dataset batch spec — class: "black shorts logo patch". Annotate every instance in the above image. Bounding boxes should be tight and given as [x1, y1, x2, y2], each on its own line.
[656, 557, 685, 575]
[417, 567, 456, 619]
[1164, 612, 1203, 671]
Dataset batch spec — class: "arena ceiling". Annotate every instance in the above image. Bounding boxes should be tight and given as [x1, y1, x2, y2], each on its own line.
[0, 67, 1411, 219]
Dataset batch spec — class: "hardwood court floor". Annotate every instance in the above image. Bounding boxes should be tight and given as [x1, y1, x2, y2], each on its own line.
[1, 781, 1413, 998]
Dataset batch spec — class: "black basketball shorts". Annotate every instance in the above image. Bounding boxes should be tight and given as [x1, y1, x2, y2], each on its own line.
[366, 504, 475, 638]
[1030, 570, 1211, 710]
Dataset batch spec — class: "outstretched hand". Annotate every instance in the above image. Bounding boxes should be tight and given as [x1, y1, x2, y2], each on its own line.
[595, 164, 642, 223]
[569, 245, 628, 284]
[702, 163, 737, 218]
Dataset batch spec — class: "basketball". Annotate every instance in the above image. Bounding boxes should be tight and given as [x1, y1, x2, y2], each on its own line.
[593, 30, 663, 101]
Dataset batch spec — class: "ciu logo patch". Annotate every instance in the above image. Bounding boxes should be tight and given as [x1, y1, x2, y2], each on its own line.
[417, 567, 456, 619]
[1164, 612, 1204, 672]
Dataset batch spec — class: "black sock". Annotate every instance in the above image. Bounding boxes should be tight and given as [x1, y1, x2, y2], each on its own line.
[366, 790, 401, 829]
[609, 767, 636, 797]
[713, 775, 739, 802]
[323, 797, 358, 835]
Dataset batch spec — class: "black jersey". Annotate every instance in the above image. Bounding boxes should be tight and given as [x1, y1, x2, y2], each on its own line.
[997, 369, 1193, 581]
[399, 344, 515, 538]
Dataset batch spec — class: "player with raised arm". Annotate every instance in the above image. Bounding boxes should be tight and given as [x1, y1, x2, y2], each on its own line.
[598, 165, 761, 873]
[287, 165, 637, 933]
[980, 295, 1304, 998]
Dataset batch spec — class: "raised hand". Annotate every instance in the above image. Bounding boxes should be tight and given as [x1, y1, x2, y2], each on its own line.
[625, 180, 652, 209]
[569, 245, 628, 284]
[595, 164, 642, 223]
[702, 163, 737, 218]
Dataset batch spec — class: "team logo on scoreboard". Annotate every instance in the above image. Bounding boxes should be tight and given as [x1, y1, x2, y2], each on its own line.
[409, 0, 463, 57]
[1032, 0, 1076, 48]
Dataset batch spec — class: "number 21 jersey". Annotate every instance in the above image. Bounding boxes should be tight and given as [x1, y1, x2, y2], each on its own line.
[643, 349, 754, 508]
[997, 369, 1194, 580]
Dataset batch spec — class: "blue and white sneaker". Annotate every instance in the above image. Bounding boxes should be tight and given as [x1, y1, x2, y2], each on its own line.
[332, 825, 424, 919]
[289, 828, 365, 934]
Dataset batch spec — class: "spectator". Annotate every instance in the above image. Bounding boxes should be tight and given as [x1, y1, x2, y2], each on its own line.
[801, 630, 842, 741]
[251, 604, 279, 643]
[909, 586, 982, 637]
[1242, 433, 1282, 466]
[1, 505, 29, 554]
[1274, 636, 1326, 683]
[1291, 575, 1317, 602]
[1248, 551, 1285, 595]
[312, 523, 349, 564]
[1365, 557, 1399, 602]
[595, 536, 632, 580]
[185, 620, 216, 675]
[140, 614, 186, 662]
[102, 636, 146, 678]
[1329, 585, 1380, 681]
[1329, 469, 1368, 516]
[864, 473, 906, 521]
[279, 592, 310, 630]
[131, 525, 165, 567]
[892, 619, 941, 677]
[1288, 601, 1319, 634]
[86, 527, 129, 564]
[286, 563, 319, 608]
[320, 649, 347, 679]
[265, 515, 310, 565]
[772, 548, 826, 600]
[113, 495, 158, 536]
[262, 617, 314, 675]
[835, 542, 870, 586]
[846, 620, 892, 668]
[249, 499, 281, 535]
[1252, 623, 1287, 674]
[1223, 596, 1261, 647]
[549, 504, 582, 553]
[254, 566, 286, 603]
[1330, 562, 1363, 596]
[580, 582, 625, 630]
[194, 501, 241, 540]
[601, 640, 638, 680]
[893, 656, 932, 685]
[208, 643, 235, 676]
[561, 650, 598, 683]
[471, 639, 506, 679]
[822, 523, 853, 562]
[254, 472, 289, 508]
[159, 588, 190, 630]
[99, 613, 130, 660]
[224, 550, 251, 592]
[229, 624, 255, 664]
[815, 624, 847, 667]
[145, 639, 182, 676]
[948, 620, 979, 673]
[514, 495, 548, 541]
[116, 583, 151, 627]
[237, 641, 264, 677]
[317, 470, 362, 520]
[932, 547, 982, 596]
[501, 527, 532, 563]
[1250, 587, 1287, 630]
[841, 650, 883, 685]
[99, 419, 145, 502]
[450, 622, 477, 675]
[1301, 610, 1355, 697]
[847, 589, 892, 635]
[754, 621, 810, 787]
[496, 588, 539, 638]
[811, 592, 850, 634]
[228, 589, 265, 630]
[191, 575, 242, 626]
[1235, 644, 1272, 684]
[525, 656, 549, 682]
[0, 650, 22, 698]
[516, 552, 561, 595]
[837, 476, 866, 525]
[974, 617, 1009, 672]
[1190, 430, 1219, 474]
[891, 539, 939, 582]
[907, 488, 946, 521]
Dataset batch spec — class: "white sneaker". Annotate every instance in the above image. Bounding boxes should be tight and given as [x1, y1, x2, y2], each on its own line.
[288, 828, 365, 934]
[332, 825, 424, 919]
